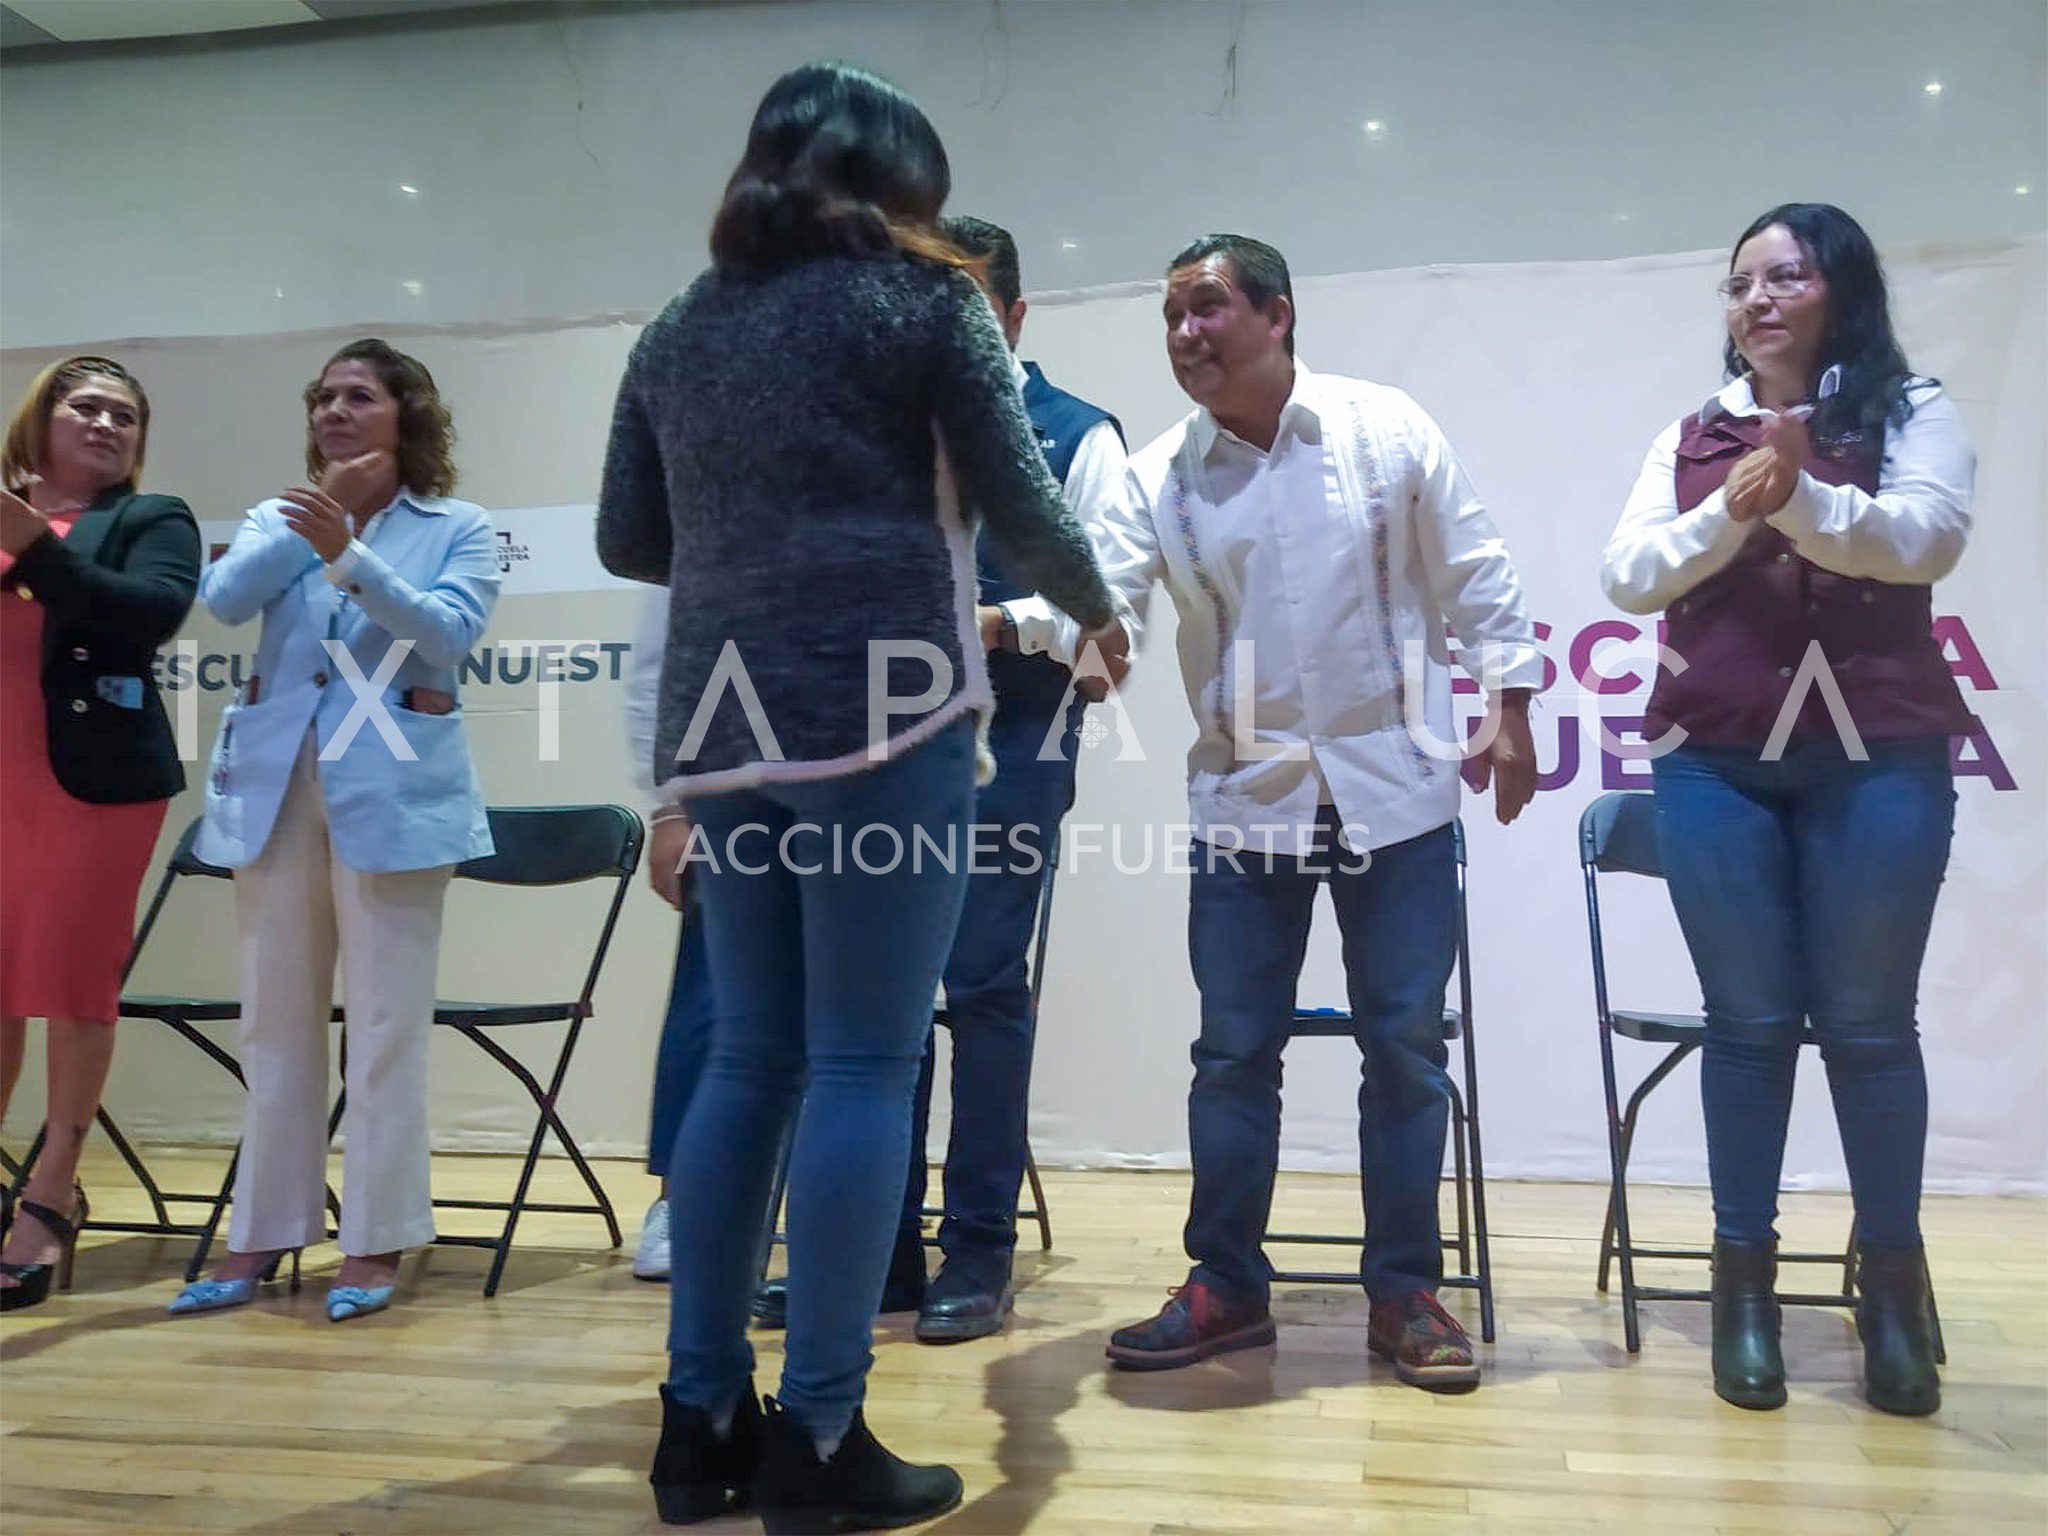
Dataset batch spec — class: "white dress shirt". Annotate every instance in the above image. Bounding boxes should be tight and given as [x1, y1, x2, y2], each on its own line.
[1024, 363, 1541, 856]
[1602, 376, 1975, 615]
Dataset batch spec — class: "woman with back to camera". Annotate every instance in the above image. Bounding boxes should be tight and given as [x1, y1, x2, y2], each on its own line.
[0, 356, 199, 1311]
[1603, 203, 1973, 1417]
[598, 60, 1120, 1534]
[170, 339, 499, 1325]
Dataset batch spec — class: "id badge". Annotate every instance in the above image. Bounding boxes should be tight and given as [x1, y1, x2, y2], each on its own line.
[94, 675, 145, 710]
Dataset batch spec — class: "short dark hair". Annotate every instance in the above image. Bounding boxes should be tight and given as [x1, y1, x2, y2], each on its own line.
[1722, 202, 1921, 444]
[710, 60, 961, 274]
[1168, 233, 1295, 357]
[941, 216, 1021, 309]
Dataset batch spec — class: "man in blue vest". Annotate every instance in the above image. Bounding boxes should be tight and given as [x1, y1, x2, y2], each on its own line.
[896, 215, 1130, 1343]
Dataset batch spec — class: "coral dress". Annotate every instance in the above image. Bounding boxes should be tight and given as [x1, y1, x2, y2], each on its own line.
[0, 512, 168, 1024]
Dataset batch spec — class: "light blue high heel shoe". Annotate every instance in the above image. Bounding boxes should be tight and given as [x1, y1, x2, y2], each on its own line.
[326, 1283, 395, 1322]
[167, 1249, 301, 1316]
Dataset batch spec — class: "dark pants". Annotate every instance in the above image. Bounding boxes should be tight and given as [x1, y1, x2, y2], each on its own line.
[1652, 738, 1954, 1249]
[1183, 811, 1457, 1310]
[665, 720, 975, 1441]
[900, 699, 1081, 1288]
[648, 892, 714, 1175]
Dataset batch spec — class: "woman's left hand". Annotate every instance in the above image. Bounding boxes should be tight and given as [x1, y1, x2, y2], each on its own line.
[0, 485, 51, 557]
[1760, 409, 1810, 466]
[648, 814, 696, 911]
[1749, 410, 1810, 517]
[279, 484, 355, 563]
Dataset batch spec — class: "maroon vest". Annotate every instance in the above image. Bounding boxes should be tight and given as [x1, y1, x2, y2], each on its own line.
[1643, 408, 1969, 747]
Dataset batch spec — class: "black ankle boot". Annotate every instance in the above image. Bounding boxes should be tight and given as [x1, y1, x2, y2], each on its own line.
[1710, 1239, 1786, 1410]
[650, 1382, 762, 1524]
[1856, 1244, 1941, 1417]
[755, 1395, 962, 1535]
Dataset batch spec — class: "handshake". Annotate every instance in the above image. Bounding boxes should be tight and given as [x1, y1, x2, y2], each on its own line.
[976, 604, 1130, 702]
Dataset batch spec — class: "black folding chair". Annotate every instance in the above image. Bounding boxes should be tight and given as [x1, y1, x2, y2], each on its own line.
[188, 804, 643, 1297]
[7, 820, 338, 1270]
[1579, 790, 1942, 1358]
[414, 804, 642, 1295]
[1260, 819, 1496, 1343]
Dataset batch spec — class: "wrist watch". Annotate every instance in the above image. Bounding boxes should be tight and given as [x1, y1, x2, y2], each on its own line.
[996, 603, 1020, 653]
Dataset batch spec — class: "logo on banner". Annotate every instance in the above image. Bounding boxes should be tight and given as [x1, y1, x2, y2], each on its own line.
[495, 528, 532, 574]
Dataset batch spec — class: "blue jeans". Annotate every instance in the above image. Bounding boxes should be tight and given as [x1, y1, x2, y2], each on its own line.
[1184, 812, 1456, 1309]
[648, 892, 714, 1175]
[901, 699, 1082, 1287]
[1652, 739, 1954, 1249]
[665, 720, 975, 1441]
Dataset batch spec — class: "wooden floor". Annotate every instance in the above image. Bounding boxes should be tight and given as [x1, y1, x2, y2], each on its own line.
[1, 1147, 2043, 1534]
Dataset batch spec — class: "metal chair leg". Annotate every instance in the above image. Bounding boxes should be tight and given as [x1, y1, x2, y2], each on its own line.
[758, 1119, 796, 1282]
[1022, 1149, 1052, 1252]
[188, 1147, 239, 1281]
[1446, 1080, 1472, 1276]
[94, 1108, 174, 1228]
[1453, 1064, 1497, 1345]
[1926, 1253, 1947, 1365]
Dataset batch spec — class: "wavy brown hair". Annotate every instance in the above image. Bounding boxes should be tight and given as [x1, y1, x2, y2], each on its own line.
[304, 338, 458, 497]
[3, 355, 150, 493]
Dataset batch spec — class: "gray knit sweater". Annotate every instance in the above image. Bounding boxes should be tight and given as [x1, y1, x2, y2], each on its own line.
[597, 255, 1116, 798]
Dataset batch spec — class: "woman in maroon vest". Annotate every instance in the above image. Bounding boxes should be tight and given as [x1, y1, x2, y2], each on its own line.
[1603, 203, 1973, 1418]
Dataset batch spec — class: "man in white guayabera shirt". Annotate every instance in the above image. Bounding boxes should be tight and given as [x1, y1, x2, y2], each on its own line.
[1017, 234, 1541, 1392]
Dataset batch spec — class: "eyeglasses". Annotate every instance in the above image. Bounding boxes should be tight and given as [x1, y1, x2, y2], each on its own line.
[1717, 263, 1816, 307]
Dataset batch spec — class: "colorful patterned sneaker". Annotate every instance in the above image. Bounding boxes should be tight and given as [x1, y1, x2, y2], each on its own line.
[1367, 1289, 1481, 1392]
[1105, 1279, 1276, 1371]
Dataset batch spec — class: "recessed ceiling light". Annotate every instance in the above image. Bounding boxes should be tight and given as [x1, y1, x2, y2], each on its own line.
[1923, 80, 1943, 96]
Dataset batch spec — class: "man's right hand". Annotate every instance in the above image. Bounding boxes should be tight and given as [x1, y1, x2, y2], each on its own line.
[1074, 619, 1130, 701]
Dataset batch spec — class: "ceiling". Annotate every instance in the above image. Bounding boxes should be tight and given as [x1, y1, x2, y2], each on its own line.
[0, 0, 571, 52]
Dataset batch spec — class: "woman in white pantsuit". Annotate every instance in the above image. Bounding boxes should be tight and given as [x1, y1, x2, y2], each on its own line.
[170, 339, 500, 1322]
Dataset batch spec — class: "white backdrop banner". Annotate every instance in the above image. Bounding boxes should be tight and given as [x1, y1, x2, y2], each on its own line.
[5, 237, 2040, 1192]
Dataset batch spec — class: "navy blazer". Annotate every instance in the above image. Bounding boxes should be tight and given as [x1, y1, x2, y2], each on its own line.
[6, 486, 200, 804]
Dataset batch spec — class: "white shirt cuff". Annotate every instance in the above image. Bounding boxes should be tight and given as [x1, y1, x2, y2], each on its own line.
[1763, 470, 1827, 543]
[1004, 596, 1059, 657]
[324, 538, 368, 584]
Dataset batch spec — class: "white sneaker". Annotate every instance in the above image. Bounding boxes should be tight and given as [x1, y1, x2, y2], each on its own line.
[632, 1197, 671, 1281]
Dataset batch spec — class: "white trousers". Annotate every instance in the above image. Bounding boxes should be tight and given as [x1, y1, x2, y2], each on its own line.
[229, 738, 451, 1257]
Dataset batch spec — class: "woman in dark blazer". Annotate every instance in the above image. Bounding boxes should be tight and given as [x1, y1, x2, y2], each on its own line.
[0, 355, 199, 1310]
